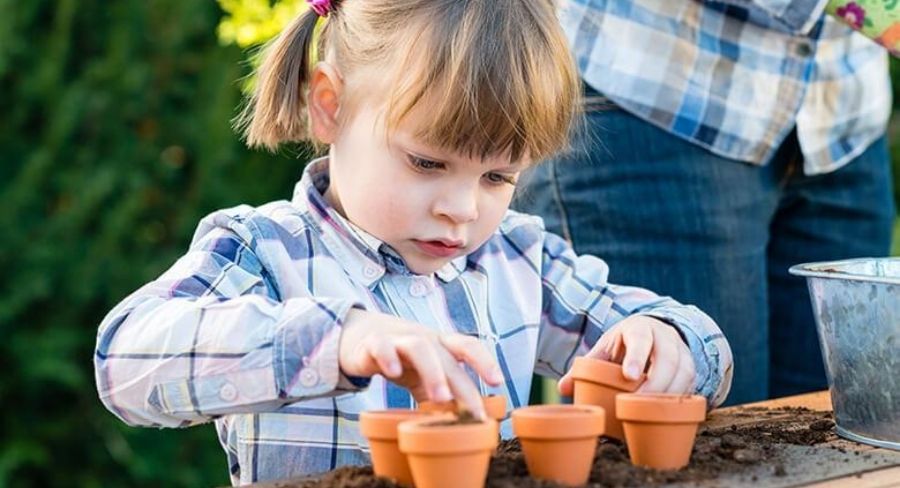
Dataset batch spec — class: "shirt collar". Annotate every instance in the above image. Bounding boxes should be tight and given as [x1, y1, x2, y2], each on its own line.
[291, 158, 465, 286]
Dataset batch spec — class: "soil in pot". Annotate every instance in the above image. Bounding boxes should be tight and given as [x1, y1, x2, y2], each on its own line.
[418, 394, 508, 421]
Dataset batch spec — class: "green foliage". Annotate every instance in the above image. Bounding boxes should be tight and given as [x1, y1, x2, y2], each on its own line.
[218, 0, 307, 48]
[0, 1, 310, 486]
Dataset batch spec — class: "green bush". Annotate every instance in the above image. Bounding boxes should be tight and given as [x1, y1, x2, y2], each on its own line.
[0, 1, 309, 486]
[0, 2, 898, 487]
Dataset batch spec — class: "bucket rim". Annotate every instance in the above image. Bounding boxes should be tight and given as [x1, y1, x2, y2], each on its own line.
[788, 257, 900, 286]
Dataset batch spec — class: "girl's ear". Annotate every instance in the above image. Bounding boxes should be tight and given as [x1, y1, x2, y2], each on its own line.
[308, 62, 344, 144]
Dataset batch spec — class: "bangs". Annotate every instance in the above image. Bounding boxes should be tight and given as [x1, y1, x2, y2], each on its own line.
[379, 1, 580, 163]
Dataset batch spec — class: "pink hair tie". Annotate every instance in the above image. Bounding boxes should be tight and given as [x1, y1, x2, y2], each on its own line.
[308, 0, 334, 17]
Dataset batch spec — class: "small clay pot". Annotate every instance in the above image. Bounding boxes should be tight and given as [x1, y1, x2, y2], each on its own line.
[398, 415, 499, 488]
[571, 357, 645, 440]
[418, 394, 508, 421]
[511, 404, 606, 486]
[616, 393, 707, 470]
[359, 409, 434, 486]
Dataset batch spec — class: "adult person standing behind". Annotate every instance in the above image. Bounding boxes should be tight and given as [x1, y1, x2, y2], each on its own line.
[516, 0, 895, 405]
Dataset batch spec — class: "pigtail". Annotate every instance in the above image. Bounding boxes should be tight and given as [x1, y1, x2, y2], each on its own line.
[238, 9, 321, 150]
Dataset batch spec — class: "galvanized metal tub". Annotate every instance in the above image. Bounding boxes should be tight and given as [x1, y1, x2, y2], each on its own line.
[789, 258, 900, 450]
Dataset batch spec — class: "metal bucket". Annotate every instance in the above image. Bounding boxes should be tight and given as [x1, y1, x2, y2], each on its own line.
[789, 258, 900, 450]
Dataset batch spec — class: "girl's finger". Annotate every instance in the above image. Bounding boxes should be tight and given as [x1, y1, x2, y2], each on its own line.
[440, 334, 503, 385]
[395, 337, 453, 402]
[639, 328, 680, 392]
[437, 348, 487, 419]
[620, 324, 653, 380]
[667, 350, 696, 394]
[366, 336, 403, 378]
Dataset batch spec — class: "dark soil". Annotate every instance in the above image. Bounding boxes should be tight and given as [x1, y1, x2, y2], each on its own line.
[256, 407, 837, 488]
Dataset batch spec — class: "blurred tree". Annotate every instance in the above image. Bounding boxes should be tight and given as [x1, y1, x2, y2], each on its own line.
[0, 1, 310, 486]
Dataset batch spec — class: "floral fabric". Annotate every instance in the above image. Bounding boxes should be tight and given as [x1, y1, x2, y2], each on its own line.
[829, 0, 900, 55]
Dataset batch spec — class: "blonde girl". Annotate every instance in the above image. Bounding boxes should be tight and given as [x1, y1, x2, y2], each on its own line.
[96, 0, 732, 484]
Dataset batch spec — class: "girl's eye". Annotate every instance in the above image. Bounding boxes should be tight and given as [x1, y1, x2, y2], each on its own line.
[409, 156, 444, 171]
[484, 172, 517, 186]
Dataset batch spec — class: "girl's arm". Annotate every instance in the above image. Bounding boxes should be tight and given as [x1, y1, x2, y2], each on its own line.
[94, 225, 368, 429]
[536, 231, 733, 406]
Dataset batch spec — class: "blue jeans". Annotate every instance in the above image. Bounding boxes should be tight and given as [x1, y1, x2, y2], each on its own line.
[515, 94, 895, 406]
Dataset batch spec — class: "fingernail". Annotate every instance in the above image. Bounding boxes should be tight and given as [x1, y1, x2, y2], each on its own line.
[491, 367, 503, 383]
[625, 365, 641, 379]
[386, 361, 401, 377]
[434, 385, 452, 402]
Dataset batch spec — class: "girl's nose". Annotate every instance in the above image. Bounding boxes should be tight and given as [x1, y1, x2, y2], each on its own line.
[433, 187, 479, 224]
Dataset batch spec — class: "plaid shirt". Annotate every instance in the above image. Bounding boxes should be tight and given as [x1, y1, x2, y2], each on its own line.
[95, 159, 733, 485]
[563, 0, 891, 174]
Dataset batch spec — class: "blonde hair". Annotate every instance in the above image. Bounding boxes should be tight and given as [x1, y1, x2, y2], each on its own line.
[239, 0, 580, 163]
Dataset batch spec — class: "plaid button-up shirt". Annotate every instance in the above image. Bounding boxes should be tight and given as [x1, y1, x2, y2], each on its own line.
[95, 159, 733, 485]
[563, 0, 891, 174]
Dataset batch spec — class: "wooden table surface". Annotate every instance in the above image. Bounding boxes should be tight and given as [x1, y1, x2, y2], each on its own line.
[708, 390, 900, 487]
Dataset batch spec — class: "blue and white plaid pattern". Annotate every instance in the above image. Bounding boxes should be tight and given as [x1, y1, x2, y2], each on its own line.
[95, 159, 733, 485]
[563, 0, 891, 174]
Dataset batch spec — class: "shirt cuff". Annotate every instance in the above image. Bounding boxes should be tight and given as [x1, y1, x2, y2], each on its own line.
[275, 298, 370, 399]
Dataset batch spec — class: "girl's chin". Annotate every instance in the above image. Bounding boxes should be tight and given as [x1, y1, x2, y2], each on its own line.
[404, 256, 450, 275]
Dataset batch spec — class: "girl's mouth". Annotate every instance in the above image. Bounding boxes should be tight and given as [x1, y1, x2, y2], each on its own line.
[413, 239, 463, 258]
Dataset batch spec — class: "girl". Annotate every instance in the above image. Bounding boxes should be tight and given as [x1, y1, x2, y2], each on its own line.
[95, 0, 733, 484]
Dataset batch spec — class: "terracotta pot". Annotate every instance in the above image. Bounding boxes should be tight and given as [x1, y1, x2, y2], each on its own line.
[616, 393, 707, 470]
[359, 409, 434, 487]
[418, 394, 508, 421]
[397, 416, 499, 488]
[511, 404, 605, 486]
[571, 357, 645, 440]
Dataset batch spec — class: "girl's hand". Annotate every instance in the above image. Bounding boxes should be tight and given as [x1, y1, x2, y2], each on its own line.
[558, 315, 696, 396]
[338, 309, 504, 419]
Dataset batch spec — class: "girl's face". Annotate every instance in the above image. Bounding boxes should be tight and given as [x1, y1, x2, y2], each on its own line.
[324, 102, 525, 275]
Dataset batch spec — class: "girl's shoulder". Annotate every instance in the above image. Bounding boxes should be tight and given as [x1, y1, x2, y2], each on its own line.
[189, 200, 316, 250]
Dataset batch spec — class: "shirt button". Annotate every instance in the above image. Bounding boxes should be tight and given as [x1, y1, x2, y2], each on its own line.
[363, 266, 379, 279]
[409, 282, 427, 297]
[299, 368, 320, 388]
[795, 42, 813, 57]
[219, 382, 238, 402]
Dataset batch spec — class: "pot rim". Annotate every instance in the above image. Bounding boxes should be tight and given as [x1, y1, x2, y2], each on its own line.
[616, 393, 707, 423]
[398, 416, 499, 454]
[359, 409, 433, 440]
[571, 357, 645, 392]
[512, 404, 605, 439]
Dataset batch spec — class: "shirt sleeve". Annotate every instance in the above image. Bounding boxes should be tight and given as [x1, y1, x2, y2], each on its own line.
[535, 231, 734, 407]
[703, 0, 828, 35]
[94, 224, 370, 429]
